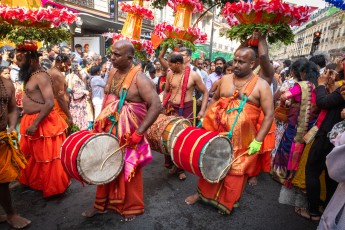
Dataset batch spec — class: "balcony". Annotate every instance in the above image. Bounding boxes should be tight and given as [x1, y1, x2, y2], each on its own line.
[329, 21, 341, 29]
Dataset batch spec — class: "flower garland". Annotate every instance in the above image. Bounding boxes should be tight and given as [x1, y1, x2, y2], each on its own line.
[153, 22, 207, 44]
[103, 33, 154, 60]
[221, 0, 314, 45]
[120, 2, 154, 20]
[222, 0, 314, 27]
[0, 4, 77, 28]
[167, 0, 204, 13]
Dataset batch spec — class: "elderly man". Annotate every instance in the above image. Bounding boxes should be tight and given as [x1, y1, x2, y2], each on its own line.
[82, 40, 162, 222]
[16, 45, 70, 198]
[185, 47, 274, 215]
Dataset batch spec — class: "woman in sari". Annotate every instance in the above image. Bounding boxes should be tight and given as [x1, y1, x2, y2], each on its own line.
[272, 60, 320, 210]
[66, 61, 89, 130]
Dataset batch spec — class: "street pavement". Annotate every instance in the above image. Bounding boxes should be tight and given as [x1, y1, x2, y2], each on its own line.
[1, 151, 318, 230]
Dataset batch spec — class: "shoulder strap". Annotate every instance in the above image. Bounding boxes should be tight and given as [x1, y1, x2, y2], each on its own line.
[179, 66, 191, 112]
[243, 74, 259, 97]
[121, 65, 141, 90]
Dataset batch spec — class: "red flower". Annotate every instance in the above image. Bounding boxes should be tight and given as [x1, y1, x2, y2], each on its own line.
[120, 2, 154, 20]
[167, 0, 204, 13]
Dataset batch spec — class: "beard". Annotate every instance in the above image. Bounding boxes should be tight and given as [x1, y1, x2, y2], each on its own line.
[19, 60, 34, 84]
[215, 66, 223, 75]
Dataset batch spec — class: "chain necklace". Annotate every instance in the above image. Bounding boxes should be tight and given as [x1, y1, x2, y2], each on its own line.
[0, 77, 9, 119]
[24, 70, 48, 104]
[233, 74, 253, 91]
[111, 65, 135, 95]
[169, 70, 185, 103]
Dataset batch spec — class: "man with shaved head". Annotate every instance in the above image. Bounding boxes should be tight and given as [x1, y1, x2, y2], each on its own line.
[185, 47, 274, 215]
[82, 40, 162, 221]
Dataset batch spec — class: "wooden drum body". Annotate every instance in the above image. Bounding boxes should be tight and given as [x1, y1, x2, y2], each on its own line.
[172, 127, 233, 183]
[61, 130, 124, 185]
[146, 114, 191, 155]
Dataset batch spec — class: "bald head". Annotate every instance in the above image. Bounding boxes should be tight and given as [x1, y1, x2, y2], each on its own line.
[114, 40, 135, 58]
[236, 47, 256, 62]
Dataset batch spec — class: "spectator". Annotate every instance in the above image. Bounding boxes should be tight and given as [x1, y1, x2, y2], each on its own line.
[310, 54, 326, 74]
[224, 60, 233, 75]
[90, 65, 107, 119]
[208, 61, 215, 75]
[206, 57, 226, 92]
[60, 46, 71, 56]
[280, 59, 291, 82]
[72, 44, 83, 65]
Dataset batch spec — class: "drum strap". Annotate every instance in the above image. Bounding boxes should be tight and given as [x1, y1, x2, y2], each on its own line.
[226, 94, 248, 138]
[225, 75, 258, 138]
[118, 65, 141, 114]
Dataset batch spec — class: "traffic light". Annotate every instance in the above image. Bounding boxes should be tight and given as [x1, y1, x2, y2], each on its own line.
[313, 31, 321, 46]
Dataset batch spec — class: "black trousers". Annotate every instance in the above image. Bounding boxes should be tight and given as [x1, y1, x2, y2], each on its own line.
[305, 134, 338, 214]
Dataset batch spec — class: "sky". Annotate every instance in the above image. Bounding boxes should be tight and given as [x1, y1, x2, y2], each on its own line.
[284, 0, 327, 8]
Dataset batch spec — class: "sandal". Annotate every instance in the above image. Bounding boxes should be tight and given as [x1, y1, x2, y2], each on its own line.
[295, 207, 321, 222]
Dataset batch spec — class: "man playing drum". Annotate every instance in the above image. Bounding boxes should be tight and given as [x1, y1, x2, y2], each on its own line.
[82, 40, 162, 222]
[185, 47, 274, 215]
[163, 52, 209, 181]
[16, 46, 70, 197]
[0, 68, 31, 229]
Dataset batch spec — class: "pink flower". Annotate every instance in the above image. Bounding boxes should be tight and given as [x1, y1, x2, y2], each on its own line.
[167, 0, 204, 13]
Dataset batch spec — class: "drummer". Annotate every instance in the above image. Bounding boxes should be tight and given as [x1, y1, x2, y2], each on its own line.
[185, 47, 274, 214]
[162, 51, 209, 180]
[82, 40, 162, 222]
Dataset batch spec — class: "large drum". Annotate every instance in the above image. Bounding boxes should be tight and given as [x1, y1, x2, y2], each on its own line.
[172, 127, 233, 183]
[146, 114, 191, 155]
[61, 130, 124, 185]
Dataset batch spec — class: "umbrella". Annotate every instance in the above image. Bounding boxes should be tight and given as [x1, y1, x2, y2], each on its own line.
[0, 45, 15, 52]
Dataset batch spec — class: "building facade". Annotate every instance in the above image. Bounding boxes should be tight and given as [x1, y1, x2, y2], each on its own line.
[271, 7, 345, 61]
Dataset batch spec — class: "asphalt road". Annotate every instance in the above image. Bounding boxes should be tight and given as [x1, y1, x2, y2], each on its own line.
[1, 151, 318, 230]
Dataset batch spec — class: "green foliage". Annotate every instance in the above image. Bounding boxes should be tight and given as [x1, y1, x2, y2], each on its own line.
[0, 22, 71, 47]
[150, 0, 238, 9]
[224, 23, 295, 45]
[160, 38, 196, 52]
[134, 51, 149, 61]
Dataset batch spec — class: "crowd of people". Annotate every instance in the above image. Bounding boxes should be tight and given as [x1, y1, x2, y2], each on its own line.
[0, 34, 345, 229]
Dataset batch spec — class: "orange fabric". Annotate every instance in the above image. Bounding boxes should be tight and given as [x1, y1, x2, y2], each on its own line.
[0, 131, 27, 183]
[94, 168, 144, 216]
[249, 111, 276, 176]
[18, 111, 70, 197]
[122, 66, 141, 90]
[199, 75, 262, 213]
[53, 98, 68, 120]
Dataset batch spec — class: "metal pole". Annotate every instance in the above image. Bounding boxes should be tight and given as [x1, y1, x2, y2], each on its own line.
[209, 7, 215, 60]
[114, 0, 119, 22]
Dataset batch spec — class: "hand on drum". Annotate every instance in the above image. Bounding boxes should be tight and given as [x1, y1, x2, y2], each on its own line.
[126, 131, 144, 148]
[248, 139, 262, 155]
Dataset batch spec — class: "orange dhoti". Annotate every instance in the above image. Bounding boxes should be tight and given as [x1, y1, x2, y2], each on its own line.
[0, 131, 27, 184]
[199, 76, 264, 214]
[18, 111, 70, 197]
[53, 98, 68, 120]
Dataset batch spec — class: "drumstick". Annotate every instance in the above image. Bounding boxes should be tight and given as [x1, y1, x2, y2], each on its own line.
[215, 151, 249, 183]
[100, 144, 127, 170]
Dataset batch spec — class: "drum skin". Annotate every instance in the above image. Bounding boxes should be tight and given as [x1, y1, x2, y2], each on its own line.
[172, 127, 233, 183]
[162, 118, 191, 155]
[61, 130, 124, 185]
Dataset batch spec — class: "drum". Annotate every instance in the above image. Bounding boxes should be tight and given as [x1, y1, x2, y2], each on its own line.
[146, 114, 191, 155]
[61, 130, 124, 185]
[172, 127, 233, 183]
[146, 114, 176, 154]
[162, 117, 191, 155]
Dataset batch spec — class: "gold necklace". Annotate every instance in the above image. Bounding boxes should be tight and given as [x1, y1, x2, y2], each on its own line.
[111, 65, 135, 95]
[233, 74, 253, 90]
[169, 70, 185, 103]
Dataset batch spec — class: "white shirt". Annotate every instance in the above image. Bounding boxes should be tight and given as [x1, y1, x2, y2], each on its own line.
[90, 75, 107, 104]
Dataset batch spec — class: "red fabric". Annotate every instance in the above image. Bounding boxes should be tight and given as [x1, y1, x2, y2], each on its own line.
[180, 66, 191, 110]
[94, 168, 144, 216]
[18, 111, 70, 197]
[172, 127, 218, 177]
[61, 130, 94, 183]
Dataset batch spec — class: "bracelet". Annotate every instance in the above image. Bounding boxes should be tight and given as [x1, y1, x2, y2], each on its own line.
[135, 130, 144, 137]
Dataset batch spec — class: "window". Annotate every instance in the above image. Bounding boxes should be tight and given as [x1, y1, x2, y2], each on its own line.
[65, 0, 94, 8]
